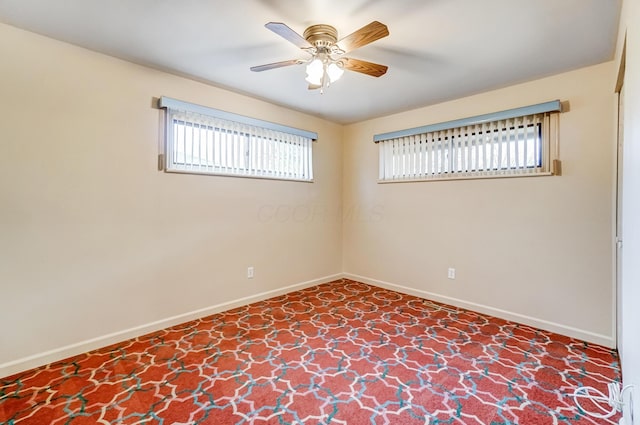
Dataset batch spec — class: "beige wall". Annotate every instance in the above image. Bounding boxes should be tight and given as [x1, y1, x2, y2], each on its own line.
[0, 23, 343, 376]
[343, 62, 617, 346]
[616, 0, 640, 421]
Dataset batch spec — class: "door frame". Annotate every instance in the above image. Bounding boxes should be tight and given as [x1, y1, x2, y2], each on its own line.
[614, 37, 626, 351]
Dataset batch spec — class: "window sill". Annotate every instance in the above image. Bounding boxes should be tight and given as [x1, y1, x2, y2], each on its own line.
[165, 168, 314, 183]
[378, 171, 554, 184]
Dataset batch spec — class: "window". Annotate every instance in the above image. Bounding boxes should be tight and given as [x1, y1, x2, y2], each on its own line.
[159, 97, 316, 181]
[375, 101, 561, 182]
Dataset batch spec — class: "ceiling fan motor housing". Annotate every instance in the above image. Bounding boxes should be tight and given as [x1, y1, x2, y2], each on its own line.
[303, 24, 338, 49]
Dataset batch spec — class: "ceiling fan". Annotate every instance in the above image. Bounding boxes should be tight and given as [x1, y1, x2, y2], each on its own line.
[250, 21, 389, 93]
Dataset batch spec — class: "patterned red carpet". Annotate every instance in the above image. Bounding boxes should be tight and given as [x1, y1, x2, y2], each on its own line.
[0, 279, 620, 424]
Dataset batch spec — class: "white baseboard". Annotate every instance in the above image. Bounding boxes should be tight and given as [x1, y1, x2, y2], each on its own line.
[343, 272, 615, 348]
[1, 272, 615, 378]
[0, 273, 343, 379]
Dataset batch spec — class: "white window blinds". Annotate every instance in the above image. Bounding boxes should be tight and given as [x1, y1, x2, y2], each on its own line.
[159, 97, 316, 182]
[376, 101, 561, 182]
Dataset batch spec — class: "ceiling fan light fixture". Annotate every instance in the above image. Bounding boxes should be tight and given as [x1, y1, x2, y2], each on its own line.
[305, 58, 324, 85]
[305, 57, 344, 89]
[327, 62, 344, 83]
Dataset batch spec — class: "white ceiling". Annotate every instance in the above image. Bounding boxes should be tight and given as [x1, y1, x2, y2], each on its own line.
[0, 0, 621, 124]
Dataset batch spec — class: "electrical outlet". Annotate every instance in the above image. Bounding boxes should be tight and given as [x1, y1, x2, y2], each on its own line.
[447, 268, 456, 279]
[247, 266, 254, 279]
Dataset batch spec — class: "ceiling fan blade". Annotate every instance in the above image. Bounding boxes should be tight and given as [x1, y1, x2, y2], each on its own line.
[336, 21, 389, 53]
[308, 84, 321, 90]
[250, 59, 302, 72]
[265, 22, 312, 49]
[342, 58, 388, 77]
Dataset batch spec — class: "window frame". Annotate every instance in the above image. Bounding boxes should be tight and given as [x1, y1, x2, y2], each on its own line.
[375, 101, 562, 183]
[158, 97, 317, 182]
